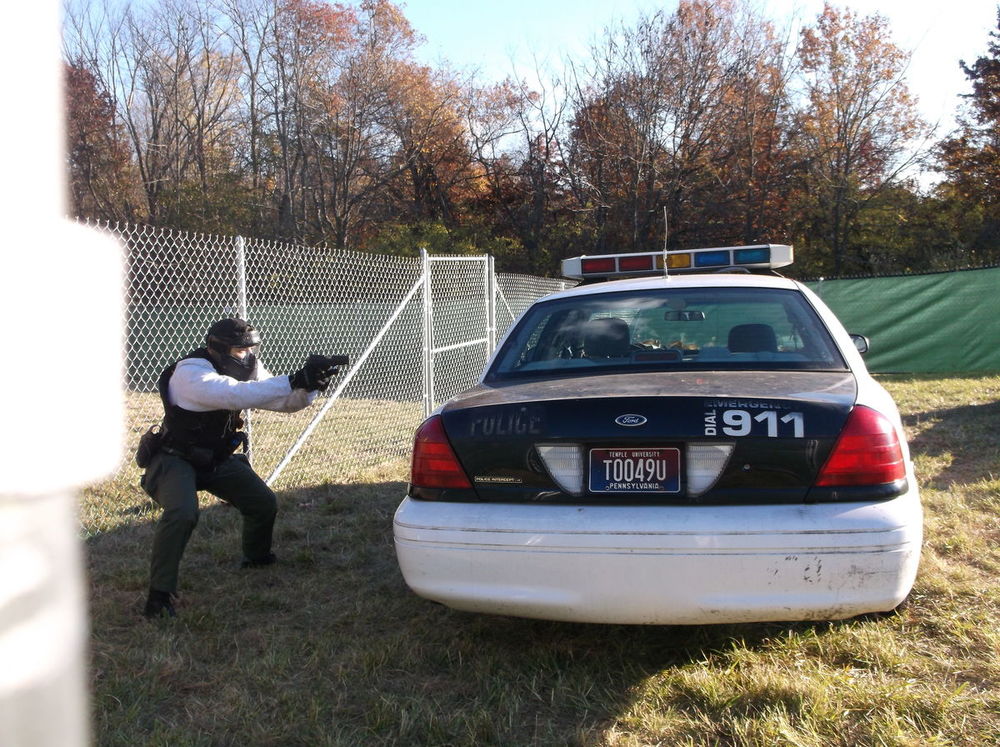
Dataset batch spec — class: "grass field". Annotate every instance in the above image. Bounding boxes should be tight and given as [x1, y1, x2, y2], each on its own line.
[85, 375, 1000, 745]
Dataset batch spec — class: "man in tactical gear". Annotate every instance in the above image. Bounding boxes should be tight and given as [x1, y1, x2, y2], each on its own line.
[140, 318, 340, 618]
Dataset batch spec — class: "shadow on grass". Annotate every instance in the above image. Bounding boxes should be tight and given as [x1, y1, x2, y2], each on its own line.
[904, 399, 1000, 489]
[85, 479, 870, 746]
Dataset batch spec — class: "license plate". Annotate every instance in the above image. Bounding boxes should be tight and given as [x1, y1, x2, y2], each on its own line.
[589, 448, 681, 493]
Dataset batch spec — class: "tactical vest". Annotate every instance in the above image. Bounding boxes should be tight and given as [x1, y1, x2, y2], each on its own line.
[156, 348, 250, 468]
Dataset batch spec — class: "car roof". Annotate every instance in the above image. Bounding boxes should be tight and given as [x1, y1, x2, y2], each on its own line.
[546, 272, 803, 302]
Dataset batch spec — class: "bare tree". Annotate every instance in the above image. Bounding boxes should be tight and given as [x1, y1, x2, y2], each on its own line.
[794, 2, 928, 274]
[564, 0, 786, 251]
[64, 0, 243, 225]
[464, 56, 571, 271]
[214, 0, 277, 207]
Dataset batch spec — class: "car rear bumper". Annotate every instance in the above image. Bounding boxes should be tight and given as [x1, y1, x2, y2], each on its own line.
[392, 490, 922, 625]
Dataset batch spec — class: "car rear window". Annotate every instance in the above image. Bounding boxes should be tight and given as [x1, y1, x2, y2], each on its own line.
[488, 287, 847, 379]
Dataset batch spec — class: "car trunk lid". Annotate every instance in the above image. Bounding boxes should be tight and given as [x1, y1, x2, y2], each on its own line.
[432, 371, 857, 504]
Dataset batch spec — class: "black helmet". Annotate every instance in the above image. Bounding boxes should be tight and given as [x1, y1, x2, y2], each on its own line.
[205, 318, 261, 381]
[206, 318, 261, 354]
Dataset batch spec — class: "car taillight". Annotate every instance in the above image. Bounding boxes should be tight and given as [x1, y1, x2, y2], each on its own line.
[410, 415, 472, 489]
[815, 406, 906, 486]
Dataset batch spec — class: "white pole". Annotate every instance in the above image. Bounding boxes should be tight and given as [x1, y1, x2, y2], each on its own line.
[0, 3, 123, 744]
[236, 235, 249, 319]
[662, 206, 670, 277]
[235, 236, 254, 461]
[421, 248, 435, 417]
[486, 255, 497, 352]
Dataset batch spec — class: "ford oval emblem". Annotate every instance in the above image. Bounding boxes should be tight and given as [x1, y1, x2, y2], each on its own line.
[615, 414, 647, 427]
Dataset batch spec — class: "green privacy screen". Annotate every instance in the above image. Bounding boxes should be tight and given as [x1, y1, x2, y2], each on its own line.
[805, 266, 1000, 374]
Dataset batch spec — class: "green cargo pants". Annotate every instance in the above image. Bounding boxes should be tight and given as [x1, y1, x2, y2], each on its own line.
[141, 452, 277, 594]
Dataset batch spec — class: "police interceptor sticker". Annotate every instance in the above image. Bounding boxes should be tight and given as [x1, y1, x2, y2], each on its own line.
[703, 399, 805, 438]
[474, 475, 523, 484]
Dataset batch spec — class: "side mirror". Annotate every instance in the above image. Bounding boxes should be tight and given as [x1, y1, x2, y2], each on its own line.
[850, 334, 870, 355]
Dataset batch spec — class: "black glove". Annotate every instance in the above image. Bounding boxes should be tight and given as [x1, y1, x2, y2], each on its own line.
[289, 354, 337, 392]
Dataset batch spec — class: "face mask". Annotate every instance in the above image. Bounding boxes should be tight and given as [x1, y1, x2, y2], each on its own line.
[211, 350, 258, 381]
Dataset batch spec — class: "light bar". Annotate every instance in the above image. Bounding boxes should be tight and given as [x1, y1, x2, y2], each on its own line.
[561, 244, 793, 280]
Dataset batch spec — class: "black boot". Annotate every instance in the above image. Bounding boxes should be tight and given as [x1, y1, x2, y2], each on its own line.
[143, 589, 177, 619]
[241, 552, 277, 569]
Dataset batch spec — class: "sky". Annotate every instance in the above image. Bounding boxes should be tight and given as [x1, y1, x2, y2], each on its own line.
[404, 0, 999, 137]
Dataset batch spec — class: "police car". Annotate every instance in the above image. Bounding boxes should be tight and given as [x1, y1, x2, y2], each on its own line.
[393, 245, 921, 624]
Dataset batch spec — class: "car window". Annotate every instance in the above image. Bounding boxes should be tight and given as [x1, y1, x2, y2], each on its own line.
[488, 287, 847, 379]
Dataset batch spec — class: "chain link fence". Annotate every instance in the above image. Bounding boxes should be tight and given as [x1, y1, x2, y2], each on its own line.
[83, 221, 570, 536]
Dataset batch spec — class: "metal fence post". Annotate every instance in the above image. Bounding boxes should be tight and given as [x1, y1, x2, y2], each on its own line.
[236, 235, 249, 318]
[235, 235, 254, 462]
[486, 255, 497, 352]
[421, 248, 434, 417]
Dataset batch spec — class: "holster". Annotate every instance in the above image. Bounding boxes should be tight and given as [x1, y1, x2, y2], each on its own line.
[135, 425, 164, 468]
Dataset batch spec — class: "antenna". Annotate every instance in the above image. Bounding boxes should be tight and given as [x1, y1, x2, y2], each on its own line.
[662, 206, 669, 277]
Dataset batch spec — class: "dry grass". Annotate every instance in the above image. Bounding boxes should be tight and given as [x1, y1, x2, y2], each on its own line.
[85, 374, 1000, 746]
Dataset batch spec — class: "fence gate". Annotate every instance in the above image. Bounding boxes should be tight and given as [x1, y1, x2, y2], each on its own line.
[422, 250, 495, 416]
